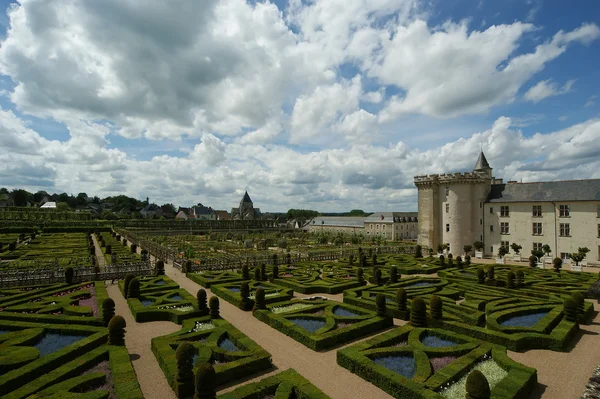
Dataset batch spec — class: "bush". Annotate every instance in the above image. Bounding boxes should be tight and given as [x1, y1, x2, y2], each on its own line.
[102, 298, 115, 327]
[141, 249, 149, 262]
[506, 271, 515, 289]
[466, 370, 490, 399]
[272, 265, 279, 279]
[477, 268, 485, 284]
[108, 315, 126, 346]
[429, 295, 442, 319]
[529, 255, 537, 268]
[254, 267, 261, 281]
[375, 294, 386, 317]
[156, 260, 165, 275]
[374, 268, 382, 285]
[209, 296, 220, 319]
[123, 274, 135, 298]
[197, 289, 208, 315]
[486, 266, 495, 282]
[447, 253, 453, 267]
[286, 253, 291, 265]
[516, 270, 524, 287]
[261, 263, 267, 281]
[389, 266, 398, 283]
[410, 297, 426, 327]
[253, 288, 266, 311]
[357, 267, 364, 283]
[175, 342, 195, 398]
[242, 265, 250, 280]
[563, 298, 578, 323]
[415, 245, 422, 258]
[553, 257, 563, 273]
[396, 288, 407, 311]
[465, 255, 471, 266]
[194, 363, 216, 399]
[8, 241, 16, 251]
[439, 255, 445, 265]
[65, 267, 74, 285]
[183, 260, 192, 273]
[572, 292, 585, 316]
[130, 244, 137, 253]
[128, 278, 140, 299]
[456, 256, 462, 268]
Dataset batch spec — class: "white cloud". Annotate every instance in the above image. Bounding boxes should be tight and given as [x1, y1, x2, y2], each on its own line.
[585, 95, 597, 107]
[524, 79, 575, 103]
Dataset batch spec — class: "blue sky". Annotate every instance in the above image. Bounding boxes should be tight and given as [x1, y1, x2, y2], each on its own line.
[0, 0, 598, 211]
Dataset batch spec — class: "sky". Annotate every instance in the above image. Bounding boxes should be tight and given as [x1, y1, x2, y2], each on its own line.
[0, 0, 599, 212]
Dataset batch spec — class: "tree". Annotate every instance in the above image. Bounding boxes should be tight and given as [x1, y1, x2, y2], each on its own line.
[543, 244, 552, 256]
[11, 189, 30, 206]
[76, 192, 88, 206]
[466, 370, 490, 399]
[497, 246, 508, 258]
[463, 245, 473, 255]
[510, 243, 522, 254]
[553, 257, 563, 273]
[108, 315, 126, 346]
[473, 241, 484, 252]
[571, 247, 590, 266]
[175, 342, 196, 398]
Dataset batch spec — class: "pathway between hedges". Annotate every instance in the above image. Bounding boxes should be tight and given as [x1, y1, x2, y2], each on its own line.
[91, 234, 106, 268]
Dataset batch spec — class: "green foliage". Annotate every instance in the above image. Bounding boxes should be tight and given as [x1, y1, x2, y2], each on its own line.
[102, 298, 116, 327]
[543, 244, 551, 256]
[473, 241, 484, 251]
[414, 245, 422, 258]
[497, 246, 508, 258]
[286, 209, 319, 220]
[477, 268, 485, 284]
[506, 271, 515, 289]
[410, 297, 426, 327]
[194, 362, 216, 399]
[123, 274, 135, 299]
[465, 254, 471, 265]
[439, 255, 445, 265]
[175, 342, 196, 398]
[272, 265, 279, 279]
[64, 267, 74, 284]
[253, 288, 266, 311]
[197, 289, 208, 315]
[108, 315, 126, 346]
[128, 278, 140, 299]
[456, 256, 462, 268]
[486, 266, 495, 282]
[553, 257, 563, 272]
[254, 267, 261, 281]
[529, 255, 538, 267]
[466, 369, 490, 399]
[563, 298, 578, 323]
[357, 267, 364, 283]
[515, 270, 524, 287]
[464, 244, 473, 254]
[429, 295, 442, 320]
[374, 268, 382, 285]
[396, 288, 407, 311]
[261, 263, 267, 281]
[572, 292, 585, 316]
[511, 243, 522, 254]
[156, 260, 165, 275]
[209, 296, 220, 319]
[242, 265, 250, 280]
[389, 266, 398, 283]
[375, 294, 386, 317]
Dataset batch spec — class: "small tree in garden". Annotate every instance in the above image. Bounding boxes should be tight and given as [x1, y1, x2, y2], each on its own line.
[130, 244, 137, 254]
[563, 298, 578, 323]
[156, 260, 165, 275]
[65, 267, 74, 285]
[128, 278, 140, 299]
[254, 267, 261, 281]
[360, 253, 367, 267]
[463, 245, 473, 256]
[410, 297, 426, 327]
[348, 254, 354, 265]
[415, 245, 422, 258]
[455, 256, 462, 268]
[473, 241, 484, 253]
[572, 291, 585, 317]
[286, 253, 291, 265]
[141, 249, 149, 262]
[123, 274, 135, 298]
[197, 289, 208, 315]
[543, 245, 551, 257]
[372, 254, 378, 266]
[194, 363, 216, 399]
[571, 247, 590, 266]
[438, 255, 445, 266]
[261, 263, 267, 281]
[428, 247, 434, 259]
[357, 267, 364, 283]
[529, 255, 538, 268]
[122, 238, 127, 246]
[437, 244, 445, 254]
[466, 370, 490, 399]
[516, 270, 524, 287]
[429, 295, 442, 320]
[209, 296, 220, 319]
[465, 255, 471, 266]
[389, 266, 398, 283]
[375, 294, 386, 317]
[476, 267, 485, 284]
[108, 315, 126, 346]
[510, 243, 522, 255]
[175, 342, 195, 398]
[272, 254, 278, 266]
[396, 288, 407, 311]
[374, 268, 382, 285]
[553, 257, 563, 273]
[240, 282, 252, 310]
[102, 298, 115, 327]
[272, 265, 279, 279]
[253, 288, 266, 311]
[106, 245, 112, 255]
[447, 253, 453, 267]
[486, 266, 495, 282]
[497, 246, 508, 259]
[183, 260, 192, 273]
[506, 271, 515, 289]
[242, 265, 250, 280]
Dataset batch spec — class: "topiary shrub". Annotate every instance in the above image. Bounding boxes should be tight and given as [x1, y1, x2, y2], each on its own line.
[141, 249, 149, 262]
[415, 245, 422, 258]
[477, 268, 485, 284]
[410, 297, 426, 327]
[447, 253, 453, 267]
[372, 254, 378, 266]
[65, 267, 74, 285]
[486, 266, 495, 282]
[286, 253, 291, 265]
[515, 270, 524, 287]
[197, 289, 208, 315]
[456, 256, 462, 268]
[396, 288, 407, 311]
[130, 244, 137, 254]
[272, 265, 279, 279]
[254, 267, 261, 281]
[429, 295, 442, 320]
[108, 315, 126, 346]
[572, 292, 585, 316]
[466, 370, 490, 399]
[553, 257, 563, 273]
[253, 288, 266, 311]
[209, 296, 220, 319]
[194, 363, 216, 399]
[374, 268, 382, 285]
[102, 298, 115, 327]
[375, 294, 386, 317]
[156, 260, 165, 275]
[175, 342, 196, 398]
[357, 267, 364, 283]
[261, 263, 267, 281]
[439, 255, 445, 266]
[183, 260, 192, 273]
[506, 271, 515, 289]
[564, 298, 578, 323]
[465, 255, 471, 266]
[239, 282, 252, 310]
[123, 274, 135, 298]
[8, 242, 16, 251]
[389, 266, 398, 283]
[242, 265, 250, 280]
[529, 255, 537, 268]
[349, 254, 354, 265]
[128, 278, 140, 299]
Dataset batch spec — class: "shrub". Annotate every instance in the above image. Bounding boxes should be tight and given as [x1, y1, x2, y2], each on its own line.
[123, 274, 135, 298]
[415, 245, 422, 258]
[194, 363, 216, 399]
[372, 254, 378, 266]
[374, 268, 382, 285]
[141, 249, 149, 262]
[156, 260, 165, 275]
[439, 255, 445, 265]
[183, 260, 192, 273]
[389, 266, 398, 283]
[286, 253, 291, 265]
[272, 265, 279, 279]
[108, 315, 126, 346]
[349, 254, 354, 265]
[477, 268, 485, 284]
[240, 282, 251, 310]
[65, 267, 74, 285]
[506, 271, 515, 289]
[102, 298, 115, 327]
[410, 297, 426, 327]
[396, 288, 407, 311]
[254, 267, 261, 281]
[447, 253, 453, 267]
[197, 289, 208, 315]
[529, 255, 537, 267]
[242, 265, 250, 280]
[553, 257, 563, 273]
[130, 244, 137, 253]
[486, 266, 495, 282]
[272, 254, 278, 266]
[572, 292, 585, 316]
[261, 263, 267, 281]
[455, 256, 462, 268]
[175, 342, 196, 398]
[253, 288, 266, 311]
[8, 242, 16, 251]
[515, 270, 524, 287]
[357, 267, 364, 283]
[563, 298, 578, 323]
[209, 296, 220, 319]
[464, 255, 471, 265]
[128, 278, 140, 299]
[429, 295, 442, 319]
[466, 370, 490, 399]
[375, 294, 386, 317]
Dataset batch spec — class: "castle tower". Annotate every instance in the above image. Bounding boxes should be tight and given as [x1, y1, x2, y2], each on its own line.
[414, 152, 493, 255]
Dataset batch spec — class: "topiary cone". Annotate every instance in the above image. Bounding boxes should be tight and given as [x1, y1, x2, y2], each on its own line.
[410, 297, 426, 327]
[466, 369, 490, 399]
[375, 293, 386, 317]
[197, 289, 208, 315]
[396, 288, 407, 311]
[389, 266, 398, 283]
[209, 296, 220, 319]
[102, 298, 115, 327]
[175, 342, 196, 398]
[429, 295, 442, 320]
[155, 260, 165, 275]
[108, 315, 126, 346]
[564, 298, 578, 323]
[572, 291, 585, 316]
[127, 278, 140, 299]
[194, 362, 216, 399]
[123, 274, 135, 298]
[253, 288, 266, 311]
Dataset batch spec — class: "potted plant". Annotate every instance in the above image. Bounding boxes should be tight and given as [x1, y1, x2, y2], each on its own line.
[496, 246, 508, 264]
[530, 249, 545, 269]
[579, 247, 590, 266]
[436, 244, 445, 256]
[463, 245, 473, 257]
[510, 243, 522, 262]
[542, 244, 552, 263]
[571, 247, 590, 271]
[473, 241, 484, 259]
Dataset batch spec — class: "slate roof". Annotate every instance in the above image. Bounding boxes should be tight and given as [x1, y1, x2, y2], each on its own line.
[363, 212, 418, 223]
[141, 204, 160, 212]
[473, 151, 491, 171]
[486, 179, 600, 203]
[241, 191, 253, 203]
[308, 217, 366, 228]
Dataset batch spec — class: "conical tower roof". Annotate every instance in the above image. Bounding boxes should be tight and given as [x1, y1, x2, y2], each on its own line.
[241, 191, 253, 203]
[473, 151, 491, 171]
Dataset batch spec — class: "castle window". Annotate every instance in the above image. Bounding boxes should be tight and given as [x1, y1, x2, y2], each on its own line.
[532, 223, 543, 235]
[446, 224, 450, 232]
[382, 224, 386, 230]
[561, 252, 571, 260]
[597, 205, 600, 217]
[559, 223, 570, 237]
[445, 186, 449, 196]
[598, 224, 600, 237]
[559, 205, 570, 217]
[501, 241, 510, 251]
[489, 207, 493, 214]
[490, 246, 493, 253]
[532, 205, 542, 217]
[446, 203, 449, 213]
[533, 242, 542, 253]
[376, 224, 379, 230]
[370, 224, 373, 229]
[500, 206, 509, 217]
[480, 202, 482, 208]
[480, 218, 482, 225]
[500, 222, 509, 234]
[489, 225, 494, 233]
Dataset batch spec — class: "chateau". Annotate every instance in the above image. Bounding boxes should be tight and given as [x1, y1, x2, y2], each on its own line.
[305, 212, 418, 241]
[414, 152, 600, 265]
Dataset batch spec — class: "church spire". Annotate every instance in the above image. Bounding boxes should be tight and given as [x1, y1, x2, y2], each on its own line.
[473, 151, 491, 171]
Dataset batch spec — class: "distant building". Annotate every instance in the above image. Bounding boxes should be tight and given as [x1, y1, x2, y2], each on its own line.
[140, 203, 162, 218]
[175, 203, 215, 221]
[231, 191, 261, 220]
[40, 202, 57, 209]
[213, 210, 230, 220]
[304, 213, 417, 241]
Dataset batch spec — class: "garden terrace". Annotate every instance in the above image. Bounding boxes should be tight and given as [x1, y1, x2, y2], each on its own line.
[210, 280, 294, 310]
[337, 325, 536, 399]
[97, 231, 142, 265]
[151, 316, 272, 394]
[187, 270, 245, 288]
[0, 281, 142, 398]
[254, 298, 392, 351]
[219, 368, 330, 398]
[271, 261, 365, 294]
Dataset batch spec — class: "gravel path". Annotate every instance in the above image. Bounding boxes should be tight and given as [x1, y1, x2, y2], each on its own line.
[91, 234, 107, 268]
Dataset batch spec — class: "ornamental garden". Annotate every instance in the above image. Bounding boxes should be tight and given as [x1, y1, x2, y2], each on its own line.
[1, 227, 599, 399]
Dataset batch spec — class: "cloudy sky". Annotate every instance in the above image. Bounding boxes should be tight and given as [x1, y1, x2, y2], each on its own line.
[0, 0, 599, 212]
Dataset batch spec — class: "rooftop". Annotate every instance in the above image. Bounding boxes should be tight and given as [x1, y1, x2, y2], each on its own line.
[486, 178, 600, 203]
